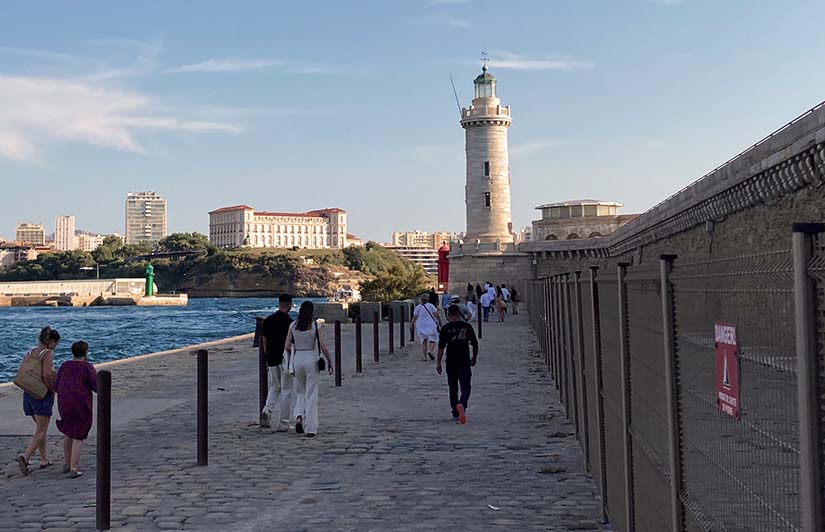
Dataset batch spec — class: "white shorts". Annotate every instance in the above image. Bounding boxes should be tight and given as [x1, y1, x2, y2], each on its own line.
[419, 331, 438, 343]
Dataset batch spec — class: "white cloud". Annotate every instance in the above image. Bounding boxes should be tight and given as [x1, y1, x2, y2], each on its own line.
[0, 75, 239, 161]
[170, 58, 332, 74]
[489, 51, 593, 71]
[447, 18, 472, 29]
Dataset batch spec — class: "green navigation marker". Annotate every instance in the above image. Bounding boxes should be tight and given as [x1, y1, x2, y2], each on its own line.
[145, 263, 155, 297]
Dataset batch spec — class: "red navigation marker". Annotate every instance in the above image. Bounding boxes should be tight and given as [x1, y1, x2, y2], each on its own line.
[714, 323, 740, 420]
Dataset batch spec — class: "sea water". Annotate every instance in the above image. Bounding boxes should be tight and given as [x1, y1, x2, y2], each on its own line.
[0, 297, 318, 383]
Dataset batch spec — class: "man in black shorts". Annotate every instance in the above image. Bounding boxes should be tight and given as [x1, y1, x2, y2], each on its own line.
[260, 294, 294, 431]
[436, 304, 479, 424]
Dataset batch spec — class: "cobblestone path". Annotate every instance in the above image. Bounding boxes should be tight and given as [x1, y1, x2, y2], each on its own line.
[0, 313, 608, 531]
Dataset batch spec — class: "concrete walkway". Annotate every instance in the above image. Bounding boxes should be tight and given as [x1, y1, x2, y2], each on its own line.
[0, 313, 607, 531]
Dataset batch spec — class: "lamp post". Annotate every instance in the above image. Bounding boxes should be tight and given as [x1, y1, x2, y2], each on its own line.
[79, 262, 100, 280]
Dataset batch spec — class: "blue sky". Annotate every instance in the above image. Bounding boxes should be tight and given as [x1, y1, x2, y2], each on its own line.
[1, 0, 824, 243]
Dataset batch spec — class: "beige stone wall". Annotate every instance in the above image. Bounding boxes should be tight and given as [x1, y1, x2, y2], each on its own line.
[463, 112, 513, 244]
[448, 252, 533, 292]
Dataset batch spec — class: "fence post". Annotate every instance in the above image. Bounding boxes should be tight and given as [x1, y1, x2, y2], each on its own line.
[564, 273, 579, 428]
[574, 271, 590, 465]
[373, 311, 380, 363]
[590, 266, 609, 523]
[197, 349, 208, 466]
[257, 329, 267, 428]
[548, 278, 557, 381]
[400, 305, 406, 348]
[253, 316, 263, 347]
[334, 320, 342, 387]
[477, 301, 483, 339]
[96, 369, 111, 532]
[355, 315, 363, 373]
[388, 307, 394, 354]
[792, 223, 825, 532]
[542, 280, 549, 367]
[556, 276, 567, 405]
[659, 255, 684, 532]
[617, 263, 635, 532]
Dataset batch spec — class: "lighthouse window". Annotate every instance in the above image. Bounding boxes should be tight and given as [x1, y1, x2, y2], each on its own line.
[484, 192, 491, 208]
[483, 161, 490, 177]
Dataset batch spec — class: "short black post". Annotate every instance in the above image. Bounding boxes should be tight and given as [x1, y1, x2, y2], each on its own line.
[373, 311, 380, 363]
[96, 370, 111, 532]
[388, 307, 394, 354]
[477, 301, 483, 339]
[334, 320, 342, 387]
[400, 306, 406, 348]
[253, 316, 263, 347]
[197, 349, 208, 466]
[258, 333, 267, 427]
[355, 315, 363, 373]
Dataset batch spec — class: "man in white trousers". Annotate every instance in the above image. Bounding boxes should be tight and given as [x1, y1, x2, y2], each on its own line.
[260, 294, 295, 431]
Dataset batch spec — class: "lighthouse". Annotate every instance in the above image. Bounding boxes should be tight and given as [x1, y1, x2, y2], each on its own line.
[460, 60, 514, 244]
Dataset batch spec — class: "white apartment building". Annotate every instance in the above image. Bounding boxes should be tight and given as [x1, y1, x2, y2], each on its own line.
[125, 191, 167, 246]
[55, 215, 77, 251]
[77, 233, 106, 252]
[384, 246, 439, 275]
[391, 231, 462, 249]
[208, 205, 347, 249]
[15, 222, 45, 246]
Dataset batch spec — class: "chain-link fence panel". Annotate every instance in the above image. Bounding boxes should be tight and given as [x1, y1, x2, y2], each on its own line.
[672, 252, 800, 532]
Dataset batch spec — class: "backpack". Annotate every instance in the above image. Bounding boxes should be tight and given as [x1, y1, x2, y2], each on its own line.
[14, 349, 49, 400]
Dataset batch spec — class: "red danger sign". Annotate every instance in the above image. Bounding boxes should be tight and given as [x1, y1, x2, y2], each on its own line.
[715, 323, 740, 419]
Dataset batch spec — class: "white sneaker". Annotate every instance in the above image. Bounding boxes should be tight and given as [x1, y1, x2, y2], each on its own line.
[260, 408, 272, 428]
[275, 423, 289, 432]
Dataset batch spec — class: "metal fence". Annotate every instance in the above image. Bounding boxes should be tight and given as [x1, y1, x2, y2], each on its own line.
[525, 225, 825, 532]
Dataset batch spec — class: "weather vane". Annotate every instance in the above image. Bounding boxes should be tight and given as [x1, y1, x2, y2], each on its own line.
[481, 50, 489, 70]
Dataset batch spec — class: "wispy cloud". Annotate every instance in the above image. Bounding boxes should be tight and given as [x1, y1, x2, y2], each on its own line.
[447, 18, 471, 29]
[0, 46, 77, 62]
[488, 51, 593, 71]
[170, 58, 331, 74]
[0, 75, 239, 162]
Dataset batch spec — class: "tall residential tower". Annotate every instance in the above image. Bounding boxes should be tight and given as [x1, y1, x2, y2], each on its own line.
[460, 62, 513, 244]
[125, 191, 167, 246]
[54, 215, 77, 251]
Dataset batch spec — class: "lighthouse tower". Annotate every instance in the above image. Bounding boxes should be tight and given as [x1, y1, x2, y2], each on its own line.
[460, 60, 513, 244]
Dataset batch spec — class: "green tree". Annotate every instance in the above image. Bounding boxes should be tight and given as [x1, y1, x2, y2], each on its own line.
[158, 232, 210, 253]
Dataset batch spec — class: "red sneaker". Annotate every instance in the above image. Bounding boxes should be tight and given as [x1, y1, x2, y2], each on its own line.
[456, 404, 467, 425]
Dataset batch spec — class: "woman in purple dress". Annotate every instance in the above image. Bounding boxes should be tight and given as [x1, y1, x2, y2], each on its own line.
[55, 341, 97, 478]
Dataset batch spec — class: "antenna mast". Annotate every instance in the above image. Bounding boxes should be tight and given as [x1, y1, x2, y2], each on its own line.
[449, 73, 462, 117]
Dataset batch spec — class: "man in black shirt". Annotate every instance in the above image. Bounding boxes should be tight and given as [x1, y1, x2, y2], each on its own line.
[436, 304, 479, 424]
[260, 294, 294, 431]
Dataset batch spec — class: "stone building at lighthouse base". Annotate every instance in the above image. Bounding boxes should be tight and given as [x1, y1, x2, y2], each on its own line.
[447, 242, 532, 291]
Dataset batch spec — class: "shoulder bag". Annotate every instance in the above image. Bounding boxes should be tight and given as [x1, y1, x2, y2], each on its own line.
[423, 304, 441, 333]
[13, 349, 48, 400]
[315, 321, 326, 372]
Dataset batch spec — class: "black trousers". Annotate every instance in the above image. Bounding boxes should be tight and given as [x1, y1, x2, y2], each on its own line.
[447, 365, 472, 417]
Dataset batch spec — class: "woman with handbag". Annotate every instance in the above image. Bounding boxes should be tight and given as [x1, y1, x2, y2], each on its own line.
[284, 301, 333, 437]
[14, 326, 61, 476]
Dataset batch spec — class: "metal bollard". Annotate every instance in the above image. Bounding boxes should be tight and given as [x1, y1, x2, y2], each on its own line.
[477, 301, 483, 339]
[388, 307, 394, 354]
[400, 306, 405, 348]
[334, 320, 342, 387]
[197, 349, 208, 466]
[355, 315, 363, 373]
[258, 335, 267, 427]
[96, 370, 112, 531]
[373, 311, 380, 363]
[253, 316, 263, 347]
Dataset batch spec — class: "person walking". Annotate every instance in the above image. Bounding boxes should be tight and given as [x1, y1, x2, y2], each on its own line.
[501, 284, 511, 315]
[466, 283, 475, 302]
[284, 302, 333, 437]
[495, 287, 507, 322]
[55, 341, 97, 478]
[509, 287, 520, 315]
[440, 291, 451, 315]
[428, 288, 439, 308]
[436, 304, 479, 424]
[260, 294, 294, 432]
[480, 289, 492, 322]
[475, 283, 483, 301]
[14, 326, 60, 476]
[411, 294, 441, 361]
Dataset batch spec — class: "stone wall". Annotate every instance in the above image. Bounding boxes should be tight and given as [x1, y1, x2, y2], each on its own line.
[448, 252, 533, 291]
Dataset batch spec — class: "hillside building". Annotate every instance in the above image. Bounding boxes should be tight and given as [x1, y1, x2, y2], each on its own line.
[531, 200, 639, 241]
[15, 222, 45, 246]
[125, 191, 167, 246]
[208, 205, 347, 249]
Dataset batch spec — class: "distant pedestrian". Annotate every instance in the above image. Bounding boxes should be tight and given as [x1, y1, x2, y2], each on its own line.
[466, 283, 474, 301]
[14, 326, 60, 476]
[55, 341, 97, 478]
[480, 290, 493, 322]
[441, 291, 451, 314]
[475, 283, 483, 300]
[510, 287, 520, 315]
[260, 294, 295, 432]
[436, 305, 479, 424]
[495, 287, 506, 322]
[411, 294, 441, 361]
[428, 288, 439, 307]
[284, 302, 333, 437]
[451, 295, 472, 322]
[501, 284, 510, 315]
[465, 295, 477, 322]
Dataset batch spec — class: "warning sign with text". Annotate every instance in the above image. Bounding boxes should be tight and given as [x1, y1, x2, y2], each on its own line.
[715, 323, 740, 420]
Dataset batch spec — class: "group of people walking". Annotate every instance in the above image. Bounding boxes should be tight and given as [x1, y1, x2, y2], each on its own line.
[440, 282, 519, 323]
[259, 295, 334, 437]
[14, 326, 98, 478]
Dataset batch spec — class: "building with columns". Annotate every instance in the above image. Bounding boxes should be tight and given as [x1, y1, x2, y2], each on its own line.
[460, 61, 514, 244]
[208, 205, 347, 249]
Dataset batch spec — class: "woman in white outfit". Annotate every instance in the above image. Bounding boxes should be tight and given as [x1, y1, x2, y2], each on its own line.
[284, 301, 333, 437]
[411, 294, 441, 362]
